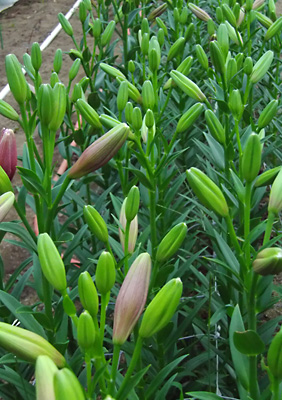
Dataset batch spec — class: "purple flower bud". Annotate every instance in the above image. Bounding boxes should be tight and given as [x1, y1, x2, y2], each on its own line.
[0, 128, 17, 180]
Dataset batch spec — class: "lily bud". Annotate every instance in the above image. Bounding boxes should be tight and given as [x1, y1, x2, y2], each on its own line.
[125, 186, 140, 222]
[205, 110, 225, 144]
[167, 37, 185, 62]
[209, 41, 226, 75]
[188, 3, 211, 21]
[156, 17, 168, 37]
[125, 102, 133, 125]
[38, 84, 53, 127]
[0, 322, 66, 367]
[48, 83, 66, 131]
[253, 0, 265, 9]
[78, 271, 99, 318]
[186, 168, 229, 217]
[157, 28, 165, 47]
[113, 253, 151, 345]
[176, 103, 204, 134]
[117, 81, 128, 112]
[253, 248, 282, 275]
[225, 21, 243, 45]
[0, 192, 15, 222]
[101, 20, 116, 47]
[37, 233, 67, 292]
[141, 33, 150, 56]
[54, 369, 85, 400]
[145, 109, 155, 129]
[0, 128, 17, 180]
[35, 355, 58, 400]
[100, 114, 120, 129]
[58, 13, 73, 36]
[255, 167, 281, 187]
[141, 18, 149, 35]
[268, 168, 282, 215]
[242, 133, 261, 182]
[226, 58, 237, 82]
[116, 77, 142, 104]
[31, 42, 42, 71]
[267, 327, 282, 381]
[96, 251, 116, 295]
[53, 48, 63, 74]
[132, 107, 142, 131]
[50, 72, 59, 88]
[69, 123, 129, 178]
[0, 100, 19, 121]
[180, 6, 189, 24]
[244, 56, 253, 75]
[83, 205, 108, 243]
[156, 223, 187, 262]
[139, 278, 183, 338]
[195, 44, 209, 70]
[5, 54, 27, 105]
[222, 3, 237, 27]
[250, 50, 274, 84]
[170, 70, 206, 102]
[119, 198, 138, 253]
[79, 1, 87, 23]
[142, 80, 155, 111]
[258, 99, 278, 129]
[184, 23, 195, 41]
[148, 3, 167, 21]
[0, 166, 14, 194]
[92, 18, 102, 38]
[255, 11, 273, 28]
[265, 16, 282, 40]
[149, 48, 160, 72]
[208, 18, 216, 35]
[217, 24, 229, 58]
[100, 63, 126, 80]
[77, 311, 96, 351]
[229, 90, 244, 121]
[69, 59, 81, 82]
[128, 60, 135, 73]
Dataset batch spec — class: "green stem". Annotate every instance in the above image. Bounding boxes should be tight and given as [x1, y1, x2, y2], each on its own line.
[244, 182, 252, 267]
[235, 120, 243, 178]
[110, 344, 121, 396]
[85, 353, 92, 399]
[42, 275, 54, 341]
[272, 378, 280, 400]
[149, 186, 157, 260]
[225, 214, 242, 258]
[263, 211, 275, 246]
[124, 220, 131, 275]
[100, 292, 109, 346]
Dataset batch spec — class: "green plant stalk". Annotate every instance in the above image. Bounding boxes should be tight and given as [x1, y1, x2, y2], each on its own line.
[123, 13, 129, 75]
[263, 211, 275, 246]
[109, 344, 121, 396]
[246, 11, 252, 56]
[235, 120, 243, 178]
[149, 185, 157, 261]
[272, 378, 280, 400]
[85, 352, 92, 400]
[42, 275, 54, 342]
[71, 35, 95, 92]
[225, 214, 242, 259]
[100, 292, 109, 345]
[124, 220, 131, 275]
[244, 181, 252, 267]
[158, 86, 172, 122]
[116, 336, 143, 400]
[149, 260, 160, 291]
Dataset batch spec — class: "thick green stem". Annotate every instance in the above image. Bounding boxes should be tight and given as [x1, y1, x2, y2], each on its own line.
[244, 182, 252, 267]
[124, 220, 131, 275]
[42, 275, 54, 341]
[235, 120, 243, 178]
[100, 293, 109, 346]
[85, 353, 92, 400]
[149, 187, 157, 260]
[272, 378, 280, 400]
[110, 344, 121, 396]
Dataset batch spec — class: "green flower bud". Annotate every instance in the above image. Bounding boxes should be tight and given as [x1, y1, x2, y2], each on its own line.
[258, 99, 278, 129]
[195, 44, 209, 70]
[141, 32, 150, 56]
[116, 77, 142, 104]
[75, 98, 102, 129]
[125, 186, 140, 222]
[48, 83, 66, 131]
[145, 109, 155, 129]
[188, 3, 211, 21]
[156, 223, 187, 262]
[229, 89, 244, 121]
[250, 50, 274, 84]
[180, 6, 189, 24]
[132, 107, 142, 131]
[186, 167, 229, 217]
[217, 24, 229, 58]
[99, 114, 120, 129]
[54, 369, 85, 400]
[216, 6, 223, 22]
[69, 58, 81, 81]
[125, 102, 133, 125]
[235, 52, 244, 70]
[119, 198, 138, 253]
[149, 48, 160, 72]
[0, 166, 14, 194]
[58, 13, 73, 36]
[142, 80, 155, 111]
[0, 192, 15, 222]
[157, 28, 165, 47]
[245, 0, 253, 11]
[0, 100, 19, 121]
[149, 36, 161, 65]
[170, 70, 206, 102]
[23, 53, 35, 77]
[79, 76, 89, 92]
[167, 37, 185, 62]
[113, 253, 151, 345]
[255, 167, 281, 187]
[244, 56, 253, 75]
[38, 233, 67, 292]
[184, 22, 195, 41]
[139, 278, 183, 338]
[148, 3, 167, 21]
[267, 327, 282, 381]
[53, 48, 63, 74]
[101, 20, 116, 47]
[83, 205, 108, 243]
[222, 3, 237, 27]
[173, 8, 179, 23]
[176, 103, 204, 134]
[233, 3, 242, 20]
[226, 58, 237, 81]
[71, 83, 83, 103]
[209, 41, 226, 75]
[156, 17, 168, 37]
[141, 18, 149, 35]
[69, 49, 83, 61]
[92, 18, 102, 38]
[79, 1, 87, 23]
[128, 60, 135, 73]
[50, 72, 59, 88]
[35, 355, 58, 400]
[31, 42, 42, 71]
[0, 322, 66, 367]
[116, 81, 128, 113]
[77, 311, 96, 351]
[38, 84, 53, 127]
[265, 16, 282, 40]
[242, 133, 261, 183]
[225, 21, 243, 45]
[78, 271, 99, 318]
[84, 0, 92, 11]
[205, 110, 225, 144]
[100, 63, 126, 80]
[268, 168, 282, 215]
[255, 11, 273, 28]
[96, 251, 116, 294]
[208, 18, 216, 35]
[178, 56, 193, 75]
[253, 248, 282, 275]
[5, 54, 27, 105]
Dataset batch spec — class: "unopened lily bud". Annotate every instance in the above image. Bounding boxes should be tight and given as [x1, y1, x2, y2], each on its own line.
[250, 50, 274, 84]
[83, 0, 92, 11]
[116, 77, 142, 104]
[244, 56, 253, 75]
[255, 167, 281, 187]
[139, 278, 183, 338]
[156, 223, 187, 262]
[184, 23, 195, 41]
[132, 107, 142, 131]
[245, 0, 253, 11]
[78, 271, 99, 318]
[0, 322, 66, 367]
[186, 168, 229, 217]
[50, 72, 59, 88]
[71, 83, 83, 103]
[100, 63, 126, 80]
[173, 8, 179, 23]
[113, 253, 151, 345]
[226, 58, 237, 81]
[77, 311, 96, 351]
[229, 90, 243, 121]
[38, 84, 53, 127]
[222, 3, 237, 27]
[258, 99, 278, 129]
[253, 248, 282, 275]
[5, 54, 27, 105]
[69, 49, 82, 61]
[208, 18, 216, 35]
[269, 0, 276, 20]
[54, 369, 85, 400]
[141, 17, 149, 35]
[205, 110, 225, 144]
[148, 3, 167, 21]
[117, 81, 128, 112]
[35, 355, 58, 400]
[0, 166, 13, 194]
[242, 133, 261, 182]
[79, 1, 87, 23]
[253, 0, 265, 9]
[128, 60, 135, 73]
[255, 11, 273, 28]
[180, 6, 189, 24]
[268, 168, 282, 215]
[49, 83, 66, 131]
[217, 24, 229, 58]
[188, 3, 211, 21]
[0, 100, 19, 121]
[101, 20, 116, 47]
[92, 18, 102, 38]
[225, 21, 242, 45]
[149, 48, 160, 72]
[53, 48, 62, 74]
[0, 192, 15, 221]
[178, 56, 193, 75]
[145, 109, 155, 129]
[125, 186, 140, 222]
[0, 128, 17, 180]
[235, 52, 244, 70]
[167, 37, 185, 62]
[119, 198, 138, 253]
[267, 327, 282, 381]
[125, 102, 133, 125]
[31, 42, 42, 71]
[141, 33, 149, 56]
[176, 103, 204, 134]
[195, 45, 209, 70]
[96, 251, 116, 294]
[265, 16, 282, 40]
[142, 80, 155, 111]
[69, 58, 81, 81]
[38, 233, 67, 292]
[210, 41, 226, 75]
[216, 6, 223, 22]
[99, 114, 120, 129]
[58, 13, 73, 36]
[83, 205, 108, 243]
[237, 7, 245, 26]
[23, 53, 35, 76]
[75, 98, 102, 129]
[170, 70, 206, 102]
[157, 28, 165, 47]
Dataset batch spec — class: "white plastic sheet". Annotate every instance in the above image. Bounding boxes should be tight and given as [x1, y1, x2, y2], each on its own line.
[0, 0, 19, 13]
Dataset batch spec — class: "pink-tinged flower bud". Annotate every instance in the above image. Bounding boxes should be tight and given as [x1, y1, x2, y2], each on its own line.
[68, 124, 130, 179]
[119, 198, 138, 253]
[188, 3, 211, 21]
[0, 128, 17, 180]
[35, 355, 58, 400]
[113, 253, 151, 345]
[0, 192, 15, 222]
